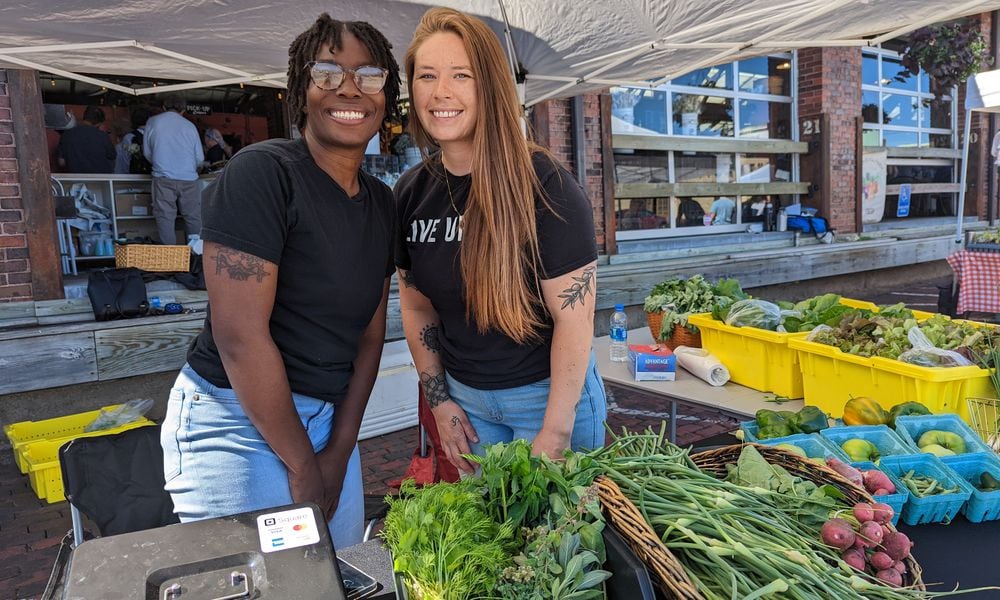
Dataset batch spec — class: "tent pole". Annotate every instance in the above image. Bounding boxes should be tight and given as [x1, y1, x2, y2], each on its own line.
[956, 106, 973, 245]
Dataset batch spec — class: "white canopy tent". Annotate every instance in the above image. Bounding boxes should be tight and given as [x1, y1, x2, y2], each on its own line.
[958, 68, 1000, 243]
[2, 1, 1000, 106]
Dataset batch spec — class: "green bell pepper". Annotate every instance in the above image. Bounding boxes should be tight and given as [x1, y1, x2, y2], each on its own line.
[790, 406, 830, 434]
[887, 401, 932, 428]
[755, 409, 795, 439]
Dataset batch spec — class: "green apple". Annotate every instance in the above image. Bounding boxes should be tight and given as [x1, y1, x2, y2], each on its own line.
[920, 443, 956, 457]
[841, 438, 880, 462]
[774, 443, 808, 458]
[917, 430, 966, 454]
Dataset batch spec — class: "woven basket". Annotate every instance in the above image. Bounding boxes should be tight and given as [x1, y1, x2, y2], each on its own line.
[596, 477, 703, 600]
[645, 311, 702, 350]
[691, 444, 925, 590]
[114, 244, 190, 272]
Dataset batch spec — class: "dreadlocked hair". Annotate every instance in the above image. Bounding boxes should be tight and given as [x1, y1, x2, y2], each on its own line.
[287, 13, 401, 132]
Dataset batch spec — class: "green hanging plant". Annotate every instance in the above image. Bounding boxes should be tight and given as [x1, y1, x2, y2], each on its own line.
[899, 21, 993, 100]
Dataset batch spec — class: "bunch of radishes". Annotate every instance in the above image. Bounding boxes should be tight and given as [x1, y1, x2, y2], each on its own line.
[820, 502, 913, 587]
[824, 457, 897, 496]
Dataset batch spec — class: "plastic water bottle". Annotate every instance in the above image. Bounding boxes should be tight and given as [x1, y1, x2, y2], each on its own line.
[609, 304, 629, 362]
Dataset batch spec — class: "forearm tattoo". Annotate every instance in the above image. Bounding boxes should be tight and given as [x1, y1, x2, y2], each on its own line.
[399, 269, 418, 289]
[213, 247, 270, 283]
[420, 371, 450, 408]
[557, 266, 596, 310]
[419, 323, 441, 354]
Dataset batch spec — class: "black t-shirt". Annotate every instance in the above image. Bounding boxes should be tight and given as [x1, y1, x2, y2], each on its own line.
[187, 138, 394, 404]
[56, 125, 116, 173]
[395, 154, 597, 389]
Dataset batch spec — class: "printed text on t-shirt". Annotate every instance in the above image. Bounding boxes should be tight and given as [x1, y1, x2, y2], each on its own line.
[405, 216, 463, 243]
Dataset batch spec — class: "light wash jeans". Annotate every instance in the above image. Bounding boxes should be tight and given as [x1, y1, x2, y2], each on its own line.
[161, 364, 364, 549]
[446, 353, 608, 457]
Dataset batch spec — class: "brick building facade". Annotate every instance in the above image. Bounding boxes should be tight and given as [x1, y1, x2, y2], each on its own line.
[0, 70, 33, 302]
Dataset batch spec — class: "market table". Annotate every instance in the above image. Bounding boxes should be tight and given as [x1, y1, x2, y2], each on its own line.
[594, 327, 803, 441]
[946, 250, 1000, 314]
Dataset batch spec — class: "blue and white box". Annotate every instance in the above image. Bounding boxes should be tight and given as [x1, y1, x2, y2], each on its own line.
[627, 344, 676, 381]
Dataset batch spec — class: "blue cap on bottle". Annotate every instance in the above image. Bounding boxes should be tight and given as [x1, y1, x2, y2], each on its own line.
[614, 304, 624, 311]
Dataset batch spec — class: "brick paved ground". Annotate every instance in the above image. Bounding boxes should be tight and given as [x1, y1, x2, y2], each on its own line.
[0, 278, 957, 599]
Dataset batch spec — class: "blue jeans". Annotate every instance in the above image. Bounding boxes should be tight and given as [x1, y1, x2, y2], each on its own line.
[446, 354, 608, 457]
[161, 364, 364, 549]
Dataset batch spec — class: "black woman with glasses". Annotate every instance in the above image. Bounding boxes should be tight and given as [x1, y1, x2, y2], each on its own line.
[161, 14, 401, 549]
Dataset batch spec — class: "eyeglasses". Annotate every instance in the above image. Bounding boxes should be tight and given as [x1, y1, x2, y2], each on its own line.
[306, 62, 388, 95]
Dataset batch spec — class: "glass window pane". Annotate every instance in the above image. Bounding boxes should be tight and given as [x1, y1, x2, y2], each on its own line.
[738, 57, 791, 95]
[672, 94, 733, 137]
[707, 196, 737, 225]
[740, 154, 792, 183]
[862, 90, 882, 123]
[738, 100, 791, 139]
[886, 164, 953, 184]
[883, 130, 919, 147]
[674, 152, 734, 183]
[930, 133, 952, 148]
[920, 133, 929, 147]
[613, 151, 668, 184]
[671, 65, 733, 90]
[881, 93, 918, 126]
[929, 99, 952, 130]
[610, 88, 667, 134]
[742, 196, 774, 226]
[862, 54, 879, 86]
[863, 129, 881, 146]
[673, 197, 712, 227]
[616, 198, 670, 231]
[883, 57, 917, 91]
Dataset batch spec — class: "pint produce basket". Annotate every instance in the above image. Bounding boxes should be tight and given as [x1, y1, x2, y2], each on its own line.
[645, 311, 701, 350]
[879, 454, 974, 525]
[942, 453, 1000, 522]
[114, 243, 190, 272]
[820, 424, 914, 460]
[756, 432, 851, 462]
[893, 414, 993, 458]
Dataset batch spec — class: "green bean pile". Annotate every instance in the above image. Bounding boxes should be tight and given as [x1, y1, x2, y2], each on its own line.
[588, 428, 993, 600]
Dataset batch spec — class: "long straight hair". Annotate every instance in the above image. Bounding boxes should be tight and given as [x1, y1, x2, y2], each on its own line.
[405, 7, 547, 344]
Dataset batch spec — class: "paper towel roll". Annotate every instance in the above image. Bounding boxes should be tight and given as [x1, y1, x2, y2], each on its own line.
[673, 346, 730, 386]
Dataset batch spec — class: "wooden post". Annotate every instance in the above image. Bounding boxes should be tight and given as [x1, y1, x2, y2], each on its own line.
[599, 92, 617, 256]
[8, 69, 62, 300]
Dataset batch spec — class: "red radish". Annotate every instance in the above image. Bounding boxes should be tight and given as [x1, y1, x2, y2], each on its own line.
[869, 551, 894, 570]
[881, 524, 893, 539]
[876, 568, 904, 587]
[826, 457, 864, 486]
[892, 559, 908, 574]
[821, 518, 857, 551]
[857, 520, 884, 548]
[874, 488, 891, 496]
[863, 470, 896, 494]
[871, 502, 894, 525]
[853, 502, 874, 523]
[841, 548, 866, 572]
[881, 531, 913, 561]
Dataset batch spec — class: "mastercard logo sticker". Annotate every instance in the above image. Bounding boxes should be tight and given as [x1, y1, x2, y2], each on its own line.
[293, 523, 307, 531]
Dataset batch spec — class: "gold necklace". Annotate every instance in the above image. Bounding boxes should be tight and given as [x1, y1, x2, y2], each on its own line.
[442, 162, 465, 217]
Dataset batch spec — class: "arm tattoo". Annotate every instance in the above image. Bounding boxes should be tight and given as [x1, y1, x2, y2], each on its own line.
[399, 269, 418, 289]
[557, 266, 596, 310]
[213, 247, 270, 283]
[419, 323, 441, 354]
[420, 371, 450, 408]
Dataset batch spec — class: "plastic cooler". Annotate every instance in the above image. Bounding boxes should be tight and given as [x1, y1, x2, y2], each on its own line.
[756, 432, 850, 462]
[893, 414, 993, 457]
[787, 336, 995, 425]
[850, 460, 909, 526]
[3, 405, 155, 475]
[940, 453, 1000, 522]
[879, 454, 974, 525]
[820, 425, 913, 460]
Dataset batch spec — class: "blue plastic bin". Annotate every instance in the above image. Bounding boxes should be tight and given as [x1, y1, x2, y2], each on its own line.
[879, 454, 974, 526]
[893, 414, 992, 457]
[850, 460, 908, 526]
[940, 453, 1000, 523]
[740, 417, 838, 443]
[820, 425, 913, 461]
[757, 433, 850, 462]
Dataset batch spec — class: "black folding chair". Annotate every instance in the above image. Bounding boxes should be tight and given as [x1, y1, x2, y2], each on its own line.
[41, 424, 179, 599]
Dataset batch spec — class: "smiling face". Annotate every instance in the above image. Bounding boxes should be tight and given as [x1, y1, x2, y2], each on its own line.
[411, 32, 478, 158]
[303, 32, 386, 153]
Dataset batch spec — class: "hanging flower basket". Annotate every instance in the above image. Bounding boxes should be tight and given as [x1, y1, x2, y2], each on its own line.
[900, 21, 993, 100]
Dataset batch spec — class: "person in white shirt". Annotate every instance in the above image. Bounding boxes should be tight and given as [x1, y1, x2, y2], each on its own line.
[143, 94, 205, 244]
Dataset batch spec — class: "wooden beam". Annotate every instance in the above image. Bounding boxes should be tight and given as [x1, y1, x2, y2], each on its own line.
[865, 146, 964, 160]
[0, 331, 96, 394]
[7, 69, 62, 300]
[600, 92, 618, 256]
[616, 182, 810, 198]
[95, 318, 203, 380]
[612, 134, 809, 154]
[885, 183, 962, 195]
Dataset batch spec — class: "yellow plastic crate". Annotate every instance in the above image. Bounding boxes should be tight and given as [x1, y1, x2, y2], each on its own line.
[788, 336, 996, 425]
[20, 421, 154, 503]
[688, 313, 807, 398]
[4, 404, 153, 474]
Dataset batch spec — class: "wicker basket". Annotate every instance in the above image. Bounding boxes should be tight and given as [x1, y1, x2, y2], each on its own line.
[114, 244, 190, 273]
[645, 311, 702, 350]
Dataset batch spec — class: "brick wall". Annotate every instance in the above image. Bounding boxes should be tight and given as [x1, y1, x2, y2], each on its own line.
[530, 93, 608, 251]
[0, 70, 32, 302]
[965, 13, 993, 219]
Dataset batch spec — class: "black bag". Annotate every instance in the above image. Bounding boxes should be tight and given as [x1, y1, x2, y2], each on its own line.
[87, 268, 150, 321]
[128, 129, 153, 175]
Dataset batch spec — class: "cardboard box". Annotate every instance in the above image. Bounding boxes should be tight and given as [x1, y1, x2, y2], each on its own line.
[627, 344, 676, 381]
[115, 192, 152, 217]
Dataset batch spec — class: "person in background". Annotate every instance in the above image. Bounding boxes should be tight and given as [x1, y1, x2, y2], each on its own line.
[56, 106, 115, 173]
[710, 196, 735, 225]
[203, 127, 231, 169]
[143, 94, 204, 244]
[395, 7, 607, 474]
[161, 13, 400, 550]
[115, 106, 152, 175]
